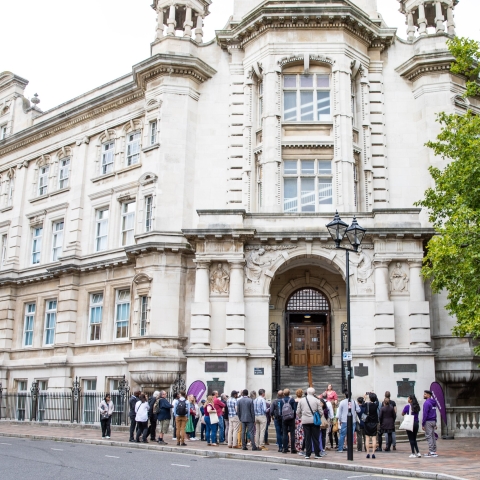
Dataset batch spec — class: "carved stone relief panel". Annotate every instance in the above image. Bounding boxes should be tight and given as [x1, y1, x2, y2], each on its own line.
[389, 262, 409, 294]
[210, 262, 230, 294]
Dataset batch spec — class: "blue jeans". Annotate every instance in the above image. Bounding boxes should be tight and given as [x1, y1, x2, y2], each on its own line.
[338, 422, 356, 451]
[218, 415, 225, 443]
[274, 418, 283, 449]
[205, 416, 218, 444]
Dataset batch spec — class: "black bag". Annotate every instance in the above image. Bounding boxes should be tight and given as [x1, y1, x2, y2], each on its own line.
[176, 399, 187, 416]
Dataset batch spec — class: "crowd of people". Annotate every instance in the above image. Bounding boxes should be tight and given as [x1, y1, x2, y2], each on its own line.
[97, 384, 440, 459]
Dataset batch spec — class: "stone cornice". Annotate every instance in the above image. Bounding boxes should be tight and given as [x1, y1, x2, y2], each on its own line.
[216, 1, 396, 52]
[395, 50, 455, 82]
[0, 71, 29, 92]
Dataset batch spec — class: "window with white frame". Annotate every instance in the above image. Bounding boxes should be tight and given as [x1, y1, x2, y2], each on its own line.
[283, 74, 331, 122]
[24, 303, 35, 347]
[44, 299, 57, 345]
[38, 380, 48, 391]
[17, 380, 27, 392]
[89, 293, 103, 341]
[256, 162, 263, 208]
[126, 131, 141, 166]
[32, 227, 43, 264]
[149, 121, 157, 146]
[144, 196, 153, 232]
[283, 159, 333, 213]
[115, 289, 130, 339]
[1, 234, 7, 266]
[121, 201, 136, 246]
[52, 220, 64, 261]
[38, 166, 49, 196]
[0, 124, 7, 140]
[95, 208, 109, 252]
[83, 379, 97, 391]
[58, 158, 70, 189]
[109, 378, 120, 392]
[139, 295, 148, 336]
[7, 176, 14, 206]
[101, 141, 115, 175]
[258, 81, 263, 127]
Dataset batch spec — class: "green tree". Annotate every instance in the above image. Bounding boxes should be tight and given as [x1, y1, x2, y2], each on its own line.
[417, 37, 480, 355]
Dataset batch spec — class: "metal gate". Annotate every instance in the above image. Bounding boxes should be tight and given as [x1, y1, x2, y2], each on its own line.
[269, 322, 281, 392]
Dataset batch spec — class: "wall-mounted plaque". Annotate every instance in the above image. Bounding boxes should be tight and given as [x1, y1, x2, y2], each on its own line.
[254, 368, 264, 375]
[205, 362, 228, 373]
[397, 378, 415, 398]
[394, 364, 417, 373]
[207, 378, 225, 396]
[354, 363, 369, 377]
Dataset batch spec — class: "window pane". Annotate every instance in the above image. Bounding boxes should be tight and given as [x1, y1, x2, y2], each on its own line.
[317, 75, 330, 88]
[317, 91, 331, 120]
[283, 178, 298, 212]
[301, 160, 315, 174]
[300, 178, 315, 212]
[284, 75, 296, 88]
[300, 75, 313, 88]
[318, 160, 332, 175]
[319, 178, 333, 209]
[284, 160, 297, 175]
[283, 92, 297, 121]
[300, 91, 314, 121]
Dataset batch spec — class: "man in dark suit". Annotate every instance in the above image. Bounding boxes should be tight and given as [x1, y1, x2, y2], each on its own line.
[129, 390, 141, 442]
[236, 389, 259, 451]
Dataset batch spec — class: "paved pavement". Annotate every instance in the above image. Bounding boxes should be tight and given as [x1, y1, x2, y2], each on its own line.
[0, 421, 478, 479]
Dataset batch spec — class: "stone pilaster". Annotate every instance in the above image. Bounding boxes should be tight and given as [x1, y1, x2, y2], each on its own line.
[0, 287, 15, 349]
[373, 260, 395, 347]
[435, 0, 445, 33]
[55, 273, 80, 345]
[417, 3, 427, 36]
[225, 260, 246, 352]
[166, 4, 176, 36]
[447, 5, 455, 35]
[407, 11, 416, 41]
[189, 260, 211, 351]
[195, 14, 204, 43]
[155, 6, 165, 39]
[184, 7, 193, 38]
[360, 70, 373, 211]
[408, 260, 431, 347]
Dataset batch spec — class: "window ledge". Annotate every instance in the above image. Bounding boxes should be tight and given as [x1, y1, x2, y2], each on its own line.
[91, 164, 142, 183]
[29, 187, 70, 203]
[91, 171, 116, 183]
[282, 121, 333, 126]
[142, 143, 160, 153]
[0, 205, 13, 213]
[117, 163, 142, 175]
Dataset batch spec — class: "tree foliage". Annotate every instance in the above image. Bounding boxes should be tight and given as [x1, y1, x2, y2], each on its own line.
[416, 38, 480, 355]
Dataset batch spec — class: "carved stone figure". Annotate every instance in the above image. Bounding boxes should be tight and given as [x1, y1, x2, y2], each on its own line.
[390, 262, 409, 292]
[245, 248, 272, 283]
[210, 263, 230, 294]
[354, 247, 374, 283]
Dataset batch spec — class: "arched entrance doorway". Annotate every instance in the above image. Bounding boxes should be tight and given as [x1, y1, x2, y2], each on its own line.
[285, 288, 331, 367]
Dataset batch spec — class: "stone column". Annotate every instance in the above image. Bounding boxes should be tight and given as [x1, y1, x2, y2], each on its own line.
[195, 14, 204, 43]
[55, 273, 80, 345]
[373, 260, 395, 347]
[447, 6, 455, 35]
[189, 260, 211, 351]
[408, 260, 431, 347]
[408, 260, 425, 302]
[166, 4, 176, 36]
[155, 7, 165, 39]
[407, 11, 416, 41]
[435, 1, 445, 32]
[417, 2, 427, 36]
[225, 260, 246, 351]
[0, 287, 15, 349]
[183, 6, 193, 38]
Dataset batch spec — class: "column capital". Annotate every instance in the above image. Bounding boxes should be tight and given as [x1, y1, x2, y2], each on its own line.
[228, 259, 246, 269]
[194, 259, 211, 269]
[407, 259, 423, 267]
[373, 259, 390, 268]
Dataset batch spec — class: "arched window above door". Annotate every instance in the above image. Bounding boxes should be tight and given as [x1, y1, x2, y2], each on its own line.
[286, 288, 329, 311]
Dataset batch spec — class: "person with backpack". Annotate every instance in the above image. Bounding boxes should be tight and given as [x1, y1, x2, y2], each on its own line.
[147, 391, 160, 441]
[156, 390, 173, 444]
[237, 388, 258, 451]
[281, 388, 297, 454]
[270, 390, 284, 452]
[173, 390, 190, 446]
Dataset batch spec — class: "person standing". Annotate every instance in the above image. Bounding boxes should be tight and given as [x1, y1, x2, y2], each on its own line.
[237, 389, 258, 451]
[204, 395, 218, 446]
[173, 391, 190, 446]
[384, 391, 397, 450]
[297, 387, 322, 460]
[281, 388, 297, 454]
[254, 388, 268, 450]
[294, 389, 304, 454]
[402, 394, 421, 458]
[147, 391, 160, 441]
[156, 390, 173, 444]
[98, 394, 114, 439]
[357, 397, 367, 453]
[227, 390, 241, 449]
[221, 393, 230, 441]
[200, 399, 206, 441]
[128, 390, 141, 442]
[322, 384, 338, 403]
[320, 398, 330, 454]
[364, 393, 379, 459]
[135, 394, 150, 443]
[336, 391, 360, 453]
[264, 399, 271, 445]
[171, 392, 180, 441]
[192, 396, 200, 440]
[379, 398, 396, 451]
[422, 390, 438, 457]
[213, 390, 226, 444]
[270, 390, 284, 452]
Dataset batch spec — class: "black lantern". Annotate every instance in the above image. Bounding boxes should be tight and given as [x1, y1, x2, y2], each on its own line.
[345, 216, 367, 250]
[326, 211, 349, 247]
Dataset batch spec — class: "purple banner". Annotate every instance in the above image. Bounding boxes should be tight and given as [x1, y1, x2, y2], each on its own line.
[187, 380, 207, 403]
[430, 381, 447, 425]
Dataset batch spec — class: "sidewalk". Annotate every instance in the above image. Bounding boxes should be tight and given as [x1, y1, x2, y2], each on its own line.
[0, 421, 478, 480]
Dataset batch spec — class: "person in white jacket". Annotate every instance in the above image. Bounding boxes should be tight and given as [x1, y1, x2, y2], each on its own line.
[98, 394, 114, 439]
[135, 394, 150, 443]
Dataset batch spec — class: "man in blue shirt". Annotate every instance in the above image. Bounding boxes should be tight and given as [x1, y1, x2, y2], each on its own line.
[254, 388, 268, 450]
[227, 390, 241, 448]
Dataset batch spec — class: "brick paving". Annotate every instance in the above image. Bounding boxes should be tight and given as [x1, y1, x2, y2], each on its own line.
[0, 421, 479, 479]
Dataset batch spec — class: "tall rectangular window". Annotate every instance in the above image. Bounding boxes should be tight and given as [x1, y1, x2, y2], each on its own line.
[144, 196, 153, 232]
[121, 201, 136, 246]
[44, 299, 57, 345]
[126, 131, 141, 166]
[115, 289, 130, 339]
[95, 208, 109, 252]
[24, 303, 35, 347]
[7, 177, 14, 206]
[149, 121, 157, 146]
[38, 166, 49, 196]
[101, 141, 115, 175]
[283, 74, 331, 122]
[32, 227, 43, 264]
[140, 295, 148, 336]
[0, 124, 7, 140]
[1, 234, 7, 266]
[52, 220, 64, 261]
[89, 293, 103, 341]
[58, 158, 70, 189]
[258, 82, 263, 127]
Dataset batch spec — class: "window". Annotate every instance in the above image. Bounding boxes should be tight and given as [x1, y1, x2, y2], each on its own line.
[145, 196, 153, 232]
[283, 74, 331, 122]
[52, 220, 64, 261]
[0, 124, 7, 140]
[32, 227, 43, 264]
[101, 141, 115, 175]
[24, 303, 35, 347]
[17, 380, 27, 392]
[126, 131, 141, 166]
[58, 158, 70, 189]
[38, 380, 48, 391]
[83, 379, 97, 391]
[121, 201, 136, 246]
[256, 163, 263, 208]
[44, 299, 57, 345]
[115, 289, 130, 339]
[95, 208, 109, 252]
[89, 293, 103, 341]
[258, 82, 263, 127]
[149, 121, 157, 146]
[7, 177, 13, 206]
[283, 159, 333, 212]
[140, 295, 148, 336]
[110, 379, 120, 392]
[38, 166, 49, 196]
[1, 234, 7, 266]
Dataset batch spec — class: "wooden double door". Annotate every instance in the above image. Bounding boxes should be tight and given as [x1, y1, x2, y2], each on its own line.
[290, 325, 329, 366]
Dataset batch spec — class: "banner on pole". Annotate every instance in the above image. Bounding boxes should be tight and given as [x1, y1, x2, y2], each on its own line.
[430, 381, 447, 425]
[187, 380, 207, 402]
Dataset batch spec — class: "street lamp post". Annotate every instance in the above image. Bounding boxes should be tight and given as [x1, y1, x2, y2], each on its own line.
[326, 211, 366, 462]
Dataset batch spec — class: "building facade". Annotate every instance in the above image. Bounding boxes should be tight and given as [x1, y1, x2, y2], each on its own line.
[0, 0, 478, 407]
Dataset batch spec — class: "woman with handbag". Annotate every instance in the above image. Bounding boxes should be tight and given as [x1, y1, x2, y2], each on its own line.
[294, 389, 305, 454]
[185, 394, 196, 441]
[297, 387, 323, 460]
[204, 395, 218, 446]
[328, 399, 339, 449]
[402, 394, 421, 458]
[364, 393, 379, 459]
[98, 394, 114, 439]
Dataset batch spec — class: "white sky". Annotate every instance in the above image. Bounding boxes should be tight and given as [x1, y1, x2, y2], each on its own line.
[1, 0, 479, 110]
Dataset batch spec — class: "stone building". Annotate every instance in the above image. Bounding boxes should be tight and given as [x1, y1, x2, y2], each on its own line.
[0, 0, 478, 409]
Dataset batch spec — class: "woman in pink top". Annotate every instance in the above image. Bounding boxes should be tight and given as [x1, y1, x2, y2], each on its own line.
[322, 384, 338, 403]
